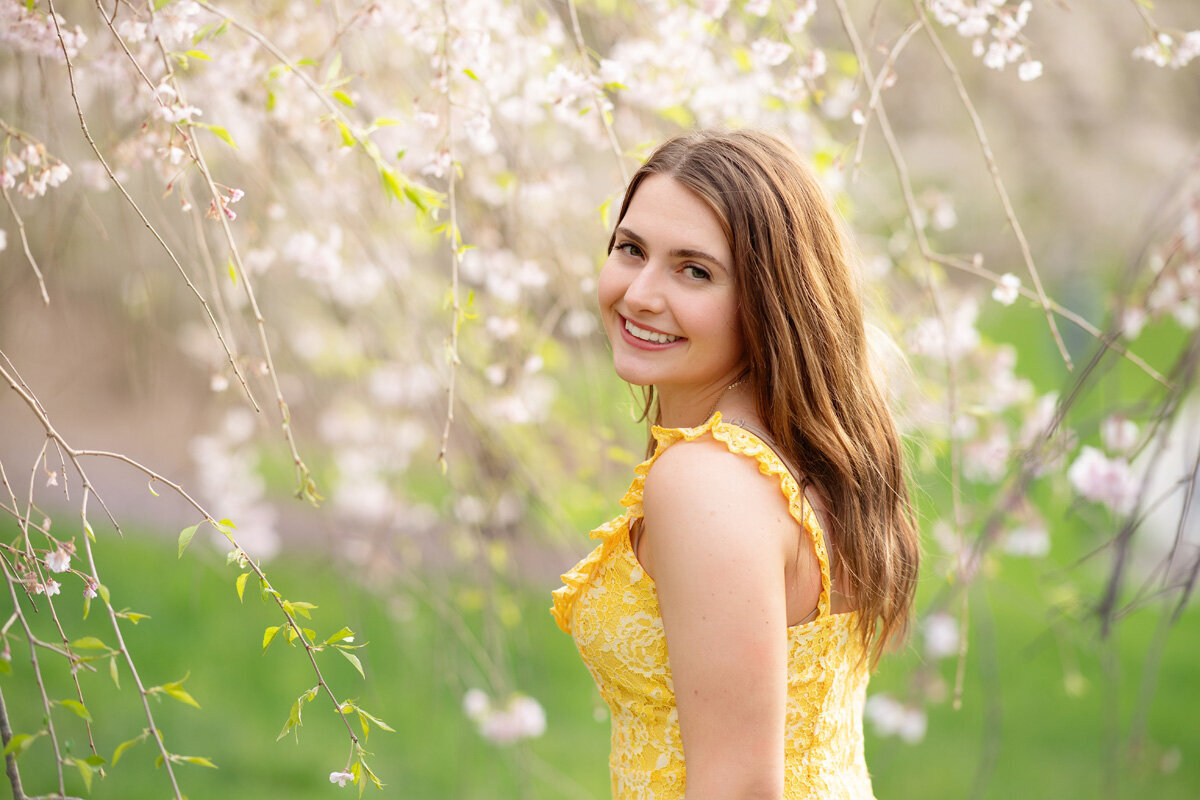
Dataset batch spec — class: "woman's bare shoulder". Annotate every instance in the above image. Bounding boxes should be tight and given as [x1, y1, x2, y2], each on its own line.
[642, 433, 796, 554]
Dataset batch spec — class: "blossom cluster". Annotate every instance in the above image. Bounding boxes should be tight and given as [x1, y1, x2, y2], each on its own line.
[462, 689, 547, 744]
[925, 0, 1042, 80]
[864, 693, 928, 744]
[1133, 31, 1200, 69]
[0, 0, 87, 61]
[2, 142, 71, 199]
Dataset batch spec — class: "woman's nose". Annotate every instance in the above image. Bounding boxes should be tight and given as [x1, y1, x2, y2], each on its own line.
[623, 262, 666, 313]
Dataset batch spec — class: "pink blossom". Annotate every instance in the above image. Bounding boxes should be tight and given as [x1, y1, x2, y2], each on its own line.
[465, 690, 546, 744]
[1068, 446, 1138, 514]
[47, 162, 70, 187]
[45, 548, 70, 573]
[797, 49, 828, 81]
[36, 579, 62, 597]
[83, 581, 98, 600]
[751, 38, 792, 68]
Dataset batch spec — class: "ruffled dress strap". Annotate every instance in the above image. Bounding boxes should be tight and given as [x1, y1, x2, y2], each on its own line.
[700, 414, 833, 619]
[551, 412, 832, 633]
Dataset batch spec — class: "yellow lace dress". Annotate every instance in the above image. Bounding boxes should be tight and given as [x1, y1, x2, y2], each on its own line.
[551, 413, 875, 799]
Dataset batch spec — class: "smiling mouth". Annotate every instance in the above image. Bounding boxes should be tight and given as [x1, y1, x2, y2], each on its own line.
[624, 318, 681, 344]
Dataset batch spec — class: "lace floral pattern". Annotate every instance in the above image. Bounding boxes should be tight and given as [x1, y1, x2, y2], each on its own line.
[551, 413, 876, 799]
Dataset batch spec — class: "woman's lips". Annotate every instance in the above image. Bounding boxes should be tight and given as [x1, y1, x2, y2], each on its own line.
[617, 315, 684, 350]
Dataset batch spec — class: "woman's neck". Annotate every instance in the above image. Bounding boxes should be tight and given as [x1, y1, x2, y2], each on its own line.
[656, 379, 757, 429]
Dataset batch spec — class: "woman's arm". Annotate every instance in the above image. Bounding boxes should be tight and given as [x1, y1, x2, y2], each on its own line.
[642, 436, 804, 800]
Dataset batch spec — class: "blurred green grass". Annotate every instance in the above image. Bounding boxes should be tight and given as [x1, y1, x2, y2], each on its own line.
[3, 522, 1196, 799]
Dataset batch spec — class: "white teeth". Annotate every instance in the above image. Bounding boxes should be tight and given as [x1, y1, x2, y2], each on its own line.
[625, 319, 680, 344]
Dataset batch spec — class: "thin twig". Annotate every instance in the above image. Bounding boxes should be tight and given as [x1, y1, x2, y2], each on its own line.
[437, 0, 461, 472]
[566, 0, 629, 184]
[851, 20, 922, 178]
[0, 681, 27, 800]
[0, 184, 50, 305]
[45, 0, 260, 413]
[911, 0, 1073, 369]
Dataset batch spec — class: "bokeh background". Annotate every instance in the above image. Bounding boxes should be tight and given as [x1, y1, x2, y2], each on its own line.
[2, 0, 1199, 797]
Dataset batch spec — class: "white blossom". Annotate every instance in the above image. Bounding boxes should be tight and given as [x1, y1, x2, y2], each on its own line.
[923, 612, 959, 659]
[1004, 525, 1050, 557]
[864, 694, 927, 744]
[992, 273, 1021, 305]
[744, 0, 771, 16]
[1101, 416, 1139, 453]
[1018, 60, 1043, 81]
[328, 770, 354, 787]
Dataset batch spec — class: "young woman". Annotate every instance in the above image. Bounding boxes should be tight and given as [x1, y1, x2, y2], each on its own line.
[552, 129, 919, 800]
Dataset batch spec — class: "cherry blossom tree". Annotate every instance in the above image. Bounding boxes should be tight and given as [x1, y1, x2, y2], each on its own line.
[2, 0, 1199, 796]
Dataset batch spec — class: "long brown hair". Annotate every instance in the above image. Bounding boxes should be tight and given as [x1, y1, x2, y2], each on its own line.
[609, 129, 919, 665]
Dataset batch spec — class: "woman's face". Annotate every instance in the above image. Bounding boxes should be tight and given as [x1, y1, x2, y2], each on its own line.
[597, 174, 744, 395]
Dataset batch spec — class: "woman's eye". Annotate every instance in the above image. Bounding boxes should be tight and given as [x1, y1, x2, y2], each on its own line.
[616, 242, 643, 258]
[683, 265, 711, 281]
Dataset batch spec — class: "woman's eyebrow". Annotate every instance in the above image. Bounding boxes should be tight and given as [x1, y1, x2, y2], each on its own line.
[614, 226, 728, 273]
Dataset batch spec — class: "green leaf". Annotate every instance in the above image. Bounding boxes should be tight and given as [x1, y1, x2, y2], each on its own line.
[372, 117, 400, 127]
[112, 735, 143, 765]
[164, 683, 201, 709]
[277, 699, 303, 741]
[179, 755, 218, 769]
[109, 655, 120, 689]
[2, 733, 37, 759]
[356, 707, 394, 741]
[0, 658, 10, 675]
[97, 584, 110, 605]
[85, 754, 107, 767]
[177, 523, 200, 558]
[336, 119, 356, 148]
[355, 707, 394, 733]
[380, 167, 403, 201]
[360, 758, 384, 790]
[153, 0, 174, 9]
[198, 123, 238, 149]
[84, 520, 96, 542]
[58, 699, 92, 722]
[263, 625, 281, 652]
[284, 600, 318, 619]
[71, 636, 109, 650]
[227, 258, 237, 285]
[325, 626, 355, 645]
[338, 648, 365, 679]
[117, 609, 151, 624]
[71, 757, 94, 792]
[147, 479, 160, 497]
[333, 89, 355, 107]
[236, 571, 251, 601]
[184, 49, 212, 61]
[462, 68, 480, 81]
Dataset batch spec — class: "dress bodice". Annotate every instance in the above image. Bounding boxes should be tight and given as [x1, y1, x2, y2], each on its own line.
[551, 413, 875, 799]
